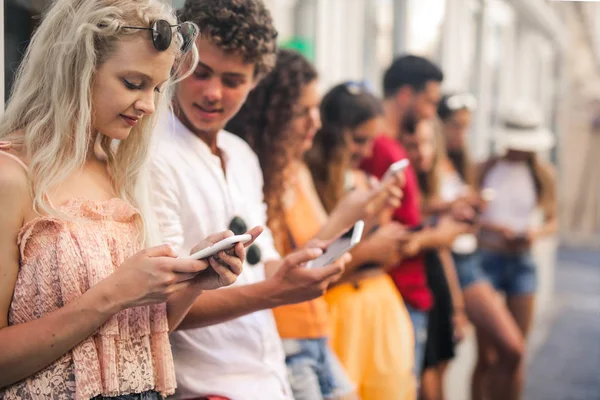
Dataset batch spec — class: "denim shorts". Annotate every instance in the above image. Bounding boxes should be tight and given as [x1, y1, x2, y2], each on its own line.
[453, 252, 487, 290]
[479, 249, 537, 295]
[406, 305, 429, 381]
[283, 338, 355, 400]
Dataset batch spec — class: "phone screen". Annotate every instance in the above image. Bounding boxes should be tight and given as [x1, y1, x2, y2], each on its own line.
[306, 221, 364, 269]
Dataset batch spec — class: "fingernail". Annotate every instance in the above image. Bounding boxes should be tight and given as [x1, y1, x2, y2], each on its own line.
[310, 248, 323, 257]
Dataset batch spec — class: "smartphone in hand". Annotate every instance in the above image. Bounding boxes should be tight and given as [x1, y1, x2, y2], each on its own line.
[306, 221, 365, 269]
[184, 234, 253, 260]
[382, 159, 410, 182]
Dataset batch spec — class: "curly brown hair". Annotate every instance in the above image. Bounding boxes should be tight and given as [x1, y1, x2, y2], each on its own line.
[178, 0, 278, 77]
[226, 49, 318, 254]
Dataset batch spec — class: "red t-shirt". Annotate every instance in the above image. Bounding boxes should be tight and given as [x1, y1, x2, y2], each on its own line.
[360, 135, 433, 311]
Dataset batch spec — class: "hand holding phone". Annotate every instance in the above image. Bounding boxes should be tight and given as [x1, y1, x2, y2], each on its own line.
[183, 234, 253, 260]
[306, 221, 365, 269]
[174, 227, 263, 292]
[382, 159, 410, 182]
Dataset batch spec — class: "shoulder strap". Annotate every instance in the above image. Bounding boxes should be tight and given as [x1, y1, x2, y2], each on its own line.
[0, 141, 29, 172]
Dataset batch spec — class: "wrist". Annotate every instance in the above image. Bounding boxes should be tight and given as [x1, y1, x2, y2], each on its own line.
[94, 277, 129, 316]
[258, 278, 287, 308]
[183, 282, 205, 298]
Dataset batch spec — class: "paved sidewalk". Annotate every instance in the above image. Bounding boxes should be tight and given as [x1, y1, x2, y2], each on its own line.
[525, 247, 600, 400]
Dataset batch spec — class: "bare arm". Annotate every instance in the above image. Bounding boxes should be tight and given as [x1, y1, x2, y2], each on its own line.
[177, 249, 347, 331]
[0, 162, 123, 388]
[422, 198, 453, 217]
[437, 249, 465, 310]
[537, 167, 558, 237]
[344, 241, 380, 275]
[411, 227, 457, 250]
[166, 227, 263, 331]
[176, 279, 280, 330]
[537, 210, 558, 237]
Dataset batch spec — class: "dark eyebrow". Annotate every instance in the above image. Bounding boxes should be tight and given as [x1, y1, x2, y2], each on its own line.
[196, 61, 214, 73]
[196, 61, 247, 80]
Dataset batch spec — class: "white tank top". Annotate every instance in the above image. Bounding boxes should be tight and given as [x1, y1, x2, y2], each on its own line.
[480, 160, 537, 234]
[439, 163, 478, 254]
[440, 168, 468, 202]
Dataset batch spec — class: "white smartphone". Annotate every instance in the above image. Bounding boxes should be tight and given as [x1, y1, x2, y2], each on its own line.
[184, 234, 253, 260]
[382, 159, 410, 181]
[306, 220, 365, 269]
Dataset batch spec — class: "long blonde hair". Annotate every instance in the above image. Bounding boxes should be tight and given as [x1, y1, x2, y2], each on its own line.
[0, 0, 198, 246]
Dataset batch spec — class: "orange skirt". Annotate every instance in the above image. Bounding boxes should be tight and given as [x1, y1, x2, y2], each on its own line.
[325, 273, 416, 400]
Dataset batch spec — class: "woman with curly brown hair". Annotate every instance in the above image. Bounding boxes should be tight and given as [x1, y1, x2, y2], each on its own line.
[228, 48, 407, 399]
[226, 49, 360, 400]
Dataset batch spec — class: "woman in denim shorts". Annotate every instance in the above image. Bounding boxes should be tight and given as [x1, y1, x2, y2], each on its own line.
[474, 102, 558, 400]
[436, 96, 557, 400]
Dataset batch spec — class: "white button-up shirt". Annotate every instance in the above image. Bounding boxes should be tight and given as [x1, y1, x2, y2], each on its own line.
[150, 111, 292, 400]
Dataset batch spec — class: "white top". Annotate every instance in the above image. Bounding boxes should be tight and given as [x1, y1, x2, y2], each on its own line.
[439, 165, 477, 254]
[150, 111, 292, 400]
[439, 168, 467, 203]
[480, 159, 537, 234]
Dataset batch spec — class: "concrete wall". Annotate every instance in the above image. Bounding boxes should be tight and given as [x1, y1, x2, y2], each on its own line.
[555, 3, 600, 246]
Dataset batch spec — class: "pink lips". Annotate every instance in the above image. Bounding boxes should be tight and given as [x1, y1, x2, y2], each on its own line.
[194, 104, 223, 120]
[120, 114, 139, 127]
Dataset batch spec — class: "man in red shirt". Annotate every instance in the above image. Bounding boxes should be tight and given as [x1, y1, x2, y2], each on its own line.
[361, 55, 460, 380]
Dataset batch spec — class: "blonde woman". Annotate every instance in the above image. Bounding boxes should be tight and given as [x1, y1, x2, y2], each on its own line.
[0, 0, 254, 399]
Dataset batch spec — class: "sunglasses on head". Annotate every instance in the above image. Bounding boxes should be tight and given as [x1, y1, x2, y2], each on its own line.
[444, 93, 478, 111]
[122, 19, 198, 53]
[229, 216, 262, 266]
[344, 80, 374, 95]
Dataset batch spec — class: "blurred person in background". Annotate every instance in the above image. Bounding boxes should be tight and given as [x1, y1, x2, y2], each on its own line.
[361, 55, 466, 384]
[399, 117, 470, 400]
[474, 103, 558, 400]
[437, 93, 530, 400]
[307, 81, 417, 400]
[227, 50, 404, 400]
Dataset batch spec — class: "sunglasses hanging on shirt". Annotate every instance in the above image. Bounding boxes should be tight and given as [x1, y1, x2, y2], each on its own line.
[229, 216, 262, 266]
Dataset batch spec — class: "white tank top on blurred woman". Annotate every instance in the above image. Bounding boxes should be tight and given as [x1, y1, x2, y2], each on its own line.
[439, 160, 478, 254]
[479, 159, 537, 234]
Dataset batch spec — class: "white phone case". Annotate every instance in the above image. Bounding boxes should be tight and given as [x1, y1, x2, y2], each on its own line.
[382, 159, 410, 181]
[184, 234, 253, 260]
[306, 221, 365, 269]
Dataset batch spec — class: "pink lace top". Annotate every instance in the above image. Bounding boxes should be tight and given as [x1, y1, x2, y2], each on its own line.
[0, 143, 176, 400]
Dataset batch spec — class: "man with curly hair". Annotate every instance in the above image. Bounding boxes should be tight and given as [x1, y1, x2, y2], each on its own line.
[149, 1, 348, 399]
